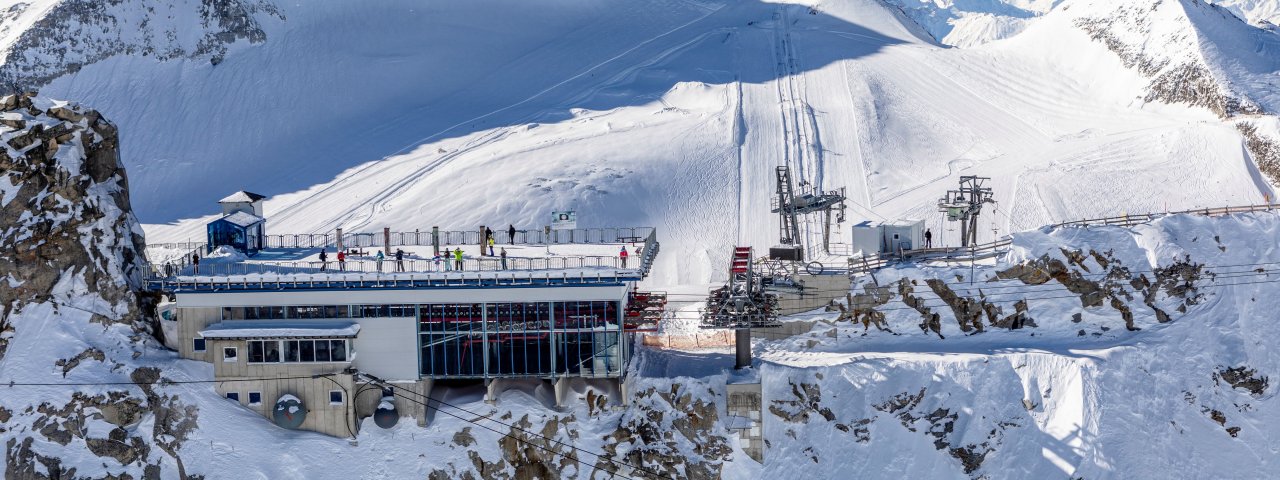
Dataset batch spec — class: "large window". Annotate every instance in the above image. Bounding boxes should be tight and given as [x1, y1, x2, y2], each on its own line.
[417, 301, 623, 378]
[419, 304, 485, 376]
[553, 301, 621, 376]
[222, 305, 350, 320]
[247, 339, 350, 363]
[352, 304, 414, 318]
[485, 302, 553, 376]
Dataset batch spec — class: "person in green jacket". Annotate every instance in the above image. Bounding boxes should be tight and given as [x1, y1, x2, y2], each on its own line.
[453, 247, 464, 271]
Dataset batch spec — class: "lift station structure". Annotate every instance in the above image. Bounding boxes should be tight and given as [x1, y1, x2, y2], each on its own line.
[770, 166, 847, 261]
[937, 175, 995, 247]
[701, 246, 779, 369]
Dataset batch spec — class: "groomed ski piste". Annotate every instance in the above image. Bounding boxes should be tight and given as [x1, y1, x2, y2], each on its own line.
[100, 0, 1278, 289]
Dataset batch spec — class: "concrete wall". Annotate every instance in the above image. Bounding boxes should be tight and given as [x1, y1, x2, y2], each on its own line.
[726, 382, 763, 462]
[208, 338, 352, 378]
[177, 307, 220, 362]
[351, 317, 418, 381]
[774, 273, 850, 316]
[215, 370, 357, 438]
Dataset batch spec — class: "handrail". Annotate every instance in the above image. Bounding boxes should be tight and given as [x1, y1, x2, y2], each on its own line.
[253, 226, 657, 249]
[141, 227, 661, 288]
[846, 203, 1280, 276]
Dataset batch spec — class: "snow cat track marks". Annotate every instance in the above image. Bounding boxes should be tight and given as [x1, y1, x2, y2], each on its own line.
[324, 128, 517, 233]
[271, 1, 728, 233]
[838, 59, 875, 219]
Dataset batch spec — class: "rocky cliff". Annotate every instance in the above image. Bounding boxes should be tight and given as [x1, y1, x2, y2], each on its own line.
[0, 94, 204, 479]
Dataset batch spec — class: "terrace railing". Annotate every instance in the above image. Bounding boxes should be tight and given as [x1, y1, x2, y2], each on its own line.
[260, 227, 656, 249]
[142, 228, 661, 290]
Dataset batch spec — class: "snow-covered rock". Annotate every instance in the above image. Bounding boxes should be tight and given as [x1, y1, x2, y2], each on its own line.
[756, 212, 1280, 477]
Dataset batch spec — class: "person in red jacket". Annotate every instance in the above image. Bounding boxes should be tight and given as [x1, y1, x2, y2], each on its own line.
[619, 245, 629, 268]
[337, 250, 346, 272]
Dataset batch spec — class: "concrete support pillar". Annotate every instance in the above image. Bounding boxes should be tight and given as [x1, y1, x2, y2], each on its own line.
[554, 377, 571, 409]
[336, 228, 344, 251]
[431, 226, 440, 256]
[415, 378, 435, 427]
[383, 227, 391, 255]
[485, 379, 499, 405]
[616, 377, 630, 407]
[479, 226, 487, 256]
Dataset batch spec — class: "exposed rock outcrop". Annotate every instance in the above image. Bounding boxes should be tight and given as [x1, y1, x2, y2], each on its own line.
[0, 94, 202, 479]
[0, 0, 284, 90]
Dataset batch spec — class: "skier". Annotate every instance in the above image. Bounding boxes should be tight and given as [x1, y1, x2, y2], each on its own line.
[619, 245, 629, 268]
[319, 249, 328, 271]
[395, 249, 405, 272]
[337, 250, 346, 272]
[434, 253, 444, 271]
[924, 229, 933, 249]
[500, 247, 508, 270]
[508, 224, 517, 244]
[191, 253, 200, 274]
[375, 250, 385, 272]
[454, 247, 464, 271]
[488, 236, 496, 256]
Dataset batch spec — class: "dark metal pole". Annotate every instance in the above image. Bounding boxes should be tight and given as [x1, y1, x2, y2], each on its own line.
[735, 328, 751, 369]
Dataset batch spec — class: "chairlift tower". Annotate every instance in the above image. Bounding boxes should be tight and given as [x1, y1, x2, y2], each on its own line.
[937, 175, 994, 247]
[770, 166, 847, 261]
[702, 247, 779, 369]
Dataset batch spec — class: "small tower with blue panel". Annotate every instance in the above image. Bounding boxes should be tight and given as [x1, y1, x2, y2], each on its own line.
[207, 191, 267, 255]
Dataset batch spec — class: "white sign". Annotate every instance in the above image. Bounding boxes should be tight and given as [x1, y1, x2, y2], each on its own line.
[551, 211, 577, 230]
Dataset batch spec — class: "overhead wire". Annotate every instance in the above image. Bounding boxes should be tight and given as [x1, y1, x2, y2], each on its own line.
[364, 377, 661, 480]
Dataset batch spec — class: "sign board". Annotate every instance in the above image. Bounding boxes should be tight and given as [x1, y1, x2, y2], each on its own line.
[551, 211, 577, 230]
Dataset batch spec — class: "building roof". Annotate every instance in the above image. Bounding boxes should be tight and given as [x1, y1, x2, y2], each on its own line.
[215, 211, 264, 228]
[219, 191, 267, 203]
[199, 321, 360, 339]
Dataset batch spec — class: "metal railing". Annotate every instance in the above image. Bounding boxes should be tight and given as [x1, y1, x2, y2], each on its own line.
[260, 227, 655, 249]
[146, 269, 641, 293]
[846, 203, 1280, 276]
[141, 228, 660, 291]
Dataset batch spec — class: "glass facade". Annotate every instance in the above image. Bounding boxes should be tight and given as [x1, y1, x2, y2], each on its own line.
[215, 300, 627, 379]
[419, 301, 623, 379]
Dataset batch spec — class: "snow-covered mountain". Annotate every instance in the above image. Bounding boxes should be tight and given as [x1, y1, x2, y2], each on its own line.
[0, 0, 1272, 269]
[6, 0, 1280, 477]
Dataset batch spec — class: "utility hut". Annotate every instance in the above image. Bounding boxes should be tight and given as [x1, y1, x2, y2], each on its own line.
[850, 219, 925, 256]
[207, 191, 266, 255]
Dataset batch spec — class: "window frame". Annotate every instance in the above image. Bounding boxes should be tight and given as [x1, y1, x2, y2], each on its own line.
[222, 346, 238, 362]
[247, 391, 262, 405]
[226, 392, 240, 402]
[192, 337, 206, 352]
[329, 390, 344, 405]
[246, 339, 351, 364]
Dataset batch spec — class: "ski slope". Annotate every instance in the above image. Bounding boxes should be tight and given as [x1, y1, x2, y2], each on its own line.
[78, 0, 1270, 287]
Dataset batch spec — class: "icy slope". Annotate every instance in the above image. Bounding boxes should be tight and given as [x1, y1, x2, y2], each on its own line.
[754, 211, 1280, 477]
